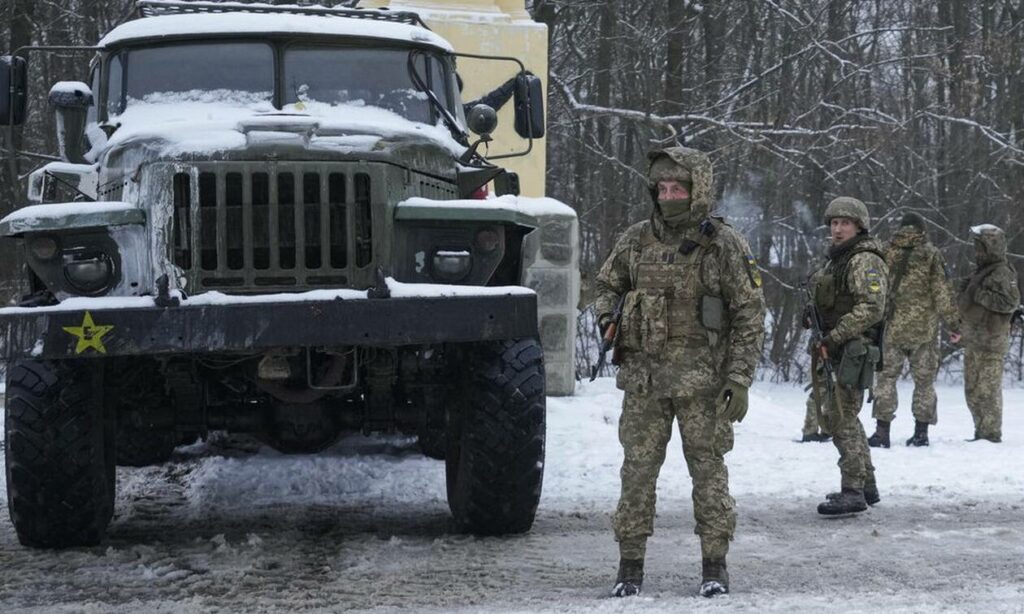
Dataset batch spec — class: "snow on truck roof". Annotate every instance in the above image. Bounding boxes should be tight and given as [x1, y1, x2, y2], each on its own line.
[98, 11, 453, 52]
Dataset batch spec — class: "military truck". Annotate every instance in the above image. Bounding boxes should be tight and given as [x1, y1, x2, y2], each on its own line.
[0, 0, 567, 548]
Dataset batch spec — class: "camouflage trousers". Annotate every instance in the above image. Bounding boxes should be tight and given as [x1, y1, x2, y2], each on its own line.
[964, 348, 1004, 440]
[820, 385, 877, 491]
[873, 339, 939, 425]
[802, 391, 829, 437]
[613, 392, 735, 561]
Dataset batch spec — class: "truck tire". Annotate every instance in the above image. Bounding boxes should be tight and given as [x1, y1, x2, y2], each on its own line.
[4, 360, 114, 548]
[115, 429, 177, 467]
[446, 338, 545, 535]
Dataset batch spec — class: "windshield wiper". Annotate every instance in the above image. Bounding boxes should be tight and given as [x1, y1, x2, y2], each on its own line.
[407, 50, 469, 147]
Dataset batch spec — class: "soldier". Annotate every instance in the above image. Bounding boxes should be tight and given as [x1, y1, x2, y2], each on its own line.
[800, 390, 831, 442]
[594, 147, 765, 598]
[807, 197, 887, 515]
[868, 212, 960, 448]
[957, 224, 1020, 443]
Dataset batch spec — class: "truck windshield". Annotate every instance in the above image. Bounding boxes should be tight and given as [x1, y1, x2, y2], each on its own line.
[282, 46, 451, 124]
[117, 42, 274, 111]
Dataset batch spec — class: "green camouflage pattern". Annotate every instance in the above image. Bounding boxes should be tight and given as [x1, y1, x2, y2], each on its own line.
[958, 226, 1020, 354]
[872, 227, 957, 425]
[872, 339, 940, 425]
[809, 237, 889, 348]
[821, 386, 877, 491]
[595, 147, 763, 563]
[613, 392, 735, 560]
[964, 348, 1005, 440]
[810, 230, 886, 492]
[645, 146, 715, 221]
[883, 227, 960, 346]
[824, 196, 871, 231]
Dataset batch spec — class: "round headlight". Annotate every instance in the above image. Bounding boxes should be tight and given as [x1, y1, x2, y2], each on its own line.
[63, 250, 113, 294]
[432, 249, 473, 282]
[28, 236, 59, 261]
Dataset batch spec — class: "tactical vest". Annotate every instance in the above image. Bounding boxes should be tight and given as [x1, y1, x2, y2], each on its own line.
[622, 219, 725, 352]
[815, 237, 886, 335]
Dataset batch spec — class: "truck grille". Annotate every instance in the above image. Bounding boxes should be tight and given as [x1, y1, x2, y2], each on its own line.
[172, 164, 374, 292]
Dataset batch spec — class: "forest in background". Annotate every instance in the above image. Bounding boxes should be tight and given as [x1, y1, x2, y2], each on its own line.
[2, 0, 1023, 382]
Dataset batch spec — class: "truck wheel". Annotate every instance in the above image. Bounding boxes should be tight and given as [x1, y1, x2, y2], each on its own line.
[4, 360, 114, 548]
[446, 338, 545, 535]
[115, 429, 177, 467]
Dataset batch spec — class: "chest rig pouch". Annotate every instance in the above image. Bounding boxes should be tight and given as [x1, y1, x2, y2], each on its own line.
[618, 223, 724, 354]
[836, 337, 881, 389]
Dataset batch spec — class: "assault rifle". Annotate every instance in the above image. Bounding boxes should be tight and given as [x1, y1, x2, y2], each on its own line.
[802, 284, 836, 409]
[590, 294, 626, 382]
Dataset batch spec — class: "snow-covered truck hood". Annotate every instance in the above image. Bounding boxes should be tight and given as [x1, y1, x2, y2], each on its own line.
[93, 99, 467, 163]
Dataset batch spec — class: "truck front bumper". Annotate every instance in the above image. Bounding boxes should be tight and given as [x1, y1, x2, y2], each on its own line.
[0, 293, 539, 360]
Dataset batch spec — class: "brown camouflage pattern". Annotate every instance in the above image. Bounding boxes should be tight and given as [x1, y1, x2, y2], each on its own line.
[595, 147, 764, 562]
[613, 392, 735, 560]
[873, 227, 957, 425]
[964, 348, 1005, 440]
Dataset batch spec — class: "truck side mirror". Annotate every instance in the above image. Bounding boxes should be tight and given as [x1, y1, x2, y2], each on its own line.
[0, 56, 28, 126]
[48, 81, 93, 163]
[467, 104, 498, 137]
[513, 73, 544, 139]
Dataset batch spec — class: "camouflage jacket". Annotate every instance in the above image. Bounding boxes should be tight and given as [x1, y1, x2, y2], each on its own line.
[810, 235, 889, 348]
[883, 227, 959, 347]
[958, 261, 1020, 355]
[594, 213, 765, 396]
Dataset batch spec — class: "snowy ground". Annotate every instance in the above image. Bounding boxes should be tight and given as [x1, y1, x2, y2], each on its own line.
[2, 380, 1023, 613]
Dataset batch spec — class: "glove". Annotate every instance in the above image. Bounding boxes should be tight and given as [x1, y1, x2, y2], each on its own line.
[716, 379, 749, 423]
[817, 334, 841, 360]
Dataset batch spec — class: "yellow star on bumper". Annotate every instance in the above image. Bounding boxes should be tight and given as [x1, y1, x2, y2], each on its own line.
[63, 311, 114, 355]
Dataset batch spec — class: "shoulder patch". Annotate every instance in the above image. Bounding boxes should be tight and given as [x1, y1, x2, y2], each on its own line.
[746, 255, 763, 288]
[865, 267, 882, 294]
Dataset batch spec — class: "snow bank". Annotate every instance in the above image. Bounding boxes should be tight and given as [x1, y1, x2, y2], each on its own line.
[546, 379, 1024, 507]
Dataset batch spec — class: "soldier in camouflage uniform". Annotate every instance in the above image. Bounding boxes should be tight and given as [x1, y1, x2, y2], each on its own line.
[957, 224, 1021, 443]
[807, 197, 888, 515]
[869, 212, 960, 448]
[594, 147, 765, 598]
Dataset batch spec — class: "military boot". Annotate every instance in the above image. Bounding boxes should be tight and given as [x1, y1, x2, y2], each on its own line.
[827, 483, 879, 505]
[611, 558, 644, 597]
[801, 432, 832, 443]
[817, 488, 868, 515]
[699, 558, 729, 597]
[867, 419, 890, 448]
[905, 421, 929, 447]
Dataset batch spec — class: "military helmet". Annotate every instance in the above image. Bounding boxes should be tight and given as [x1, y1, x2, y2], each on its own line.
[824, 196, 870, 231]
